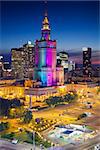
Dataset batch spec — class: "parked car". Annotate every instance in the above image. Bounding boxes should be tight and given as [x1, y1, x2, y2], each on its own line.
[11, 139, 18, 144]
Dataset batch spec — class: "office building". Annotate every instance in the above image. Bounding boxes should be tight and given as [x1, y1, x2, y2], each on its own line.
[0, 56, 3, 78]
[57, 51, 75, 73]
[23, 41, 35, 79]
[3, 62, 12, 78]
[11, 41, 35, 79]
[83, 47, 92, 77]
[11, 47, 24, 79]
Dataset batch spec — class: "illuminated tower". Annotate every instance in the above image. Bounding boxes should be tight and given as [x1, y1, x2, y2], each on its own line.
[34, 12, 64, 87]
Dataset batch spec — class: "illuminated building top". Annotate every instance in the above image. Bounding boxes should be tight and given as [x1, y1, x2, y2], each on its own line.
[82, 47, 88, 51]
[41, 12, 50, 40]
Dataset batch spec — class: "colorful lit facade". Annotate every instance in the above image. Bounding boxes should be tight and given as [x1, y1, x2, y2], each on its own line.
[34, 13, 64, 86]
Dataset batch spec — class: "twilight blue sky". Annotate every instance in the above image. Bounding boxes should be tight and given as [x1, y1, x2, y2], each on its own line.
[0, 1, 99, 54]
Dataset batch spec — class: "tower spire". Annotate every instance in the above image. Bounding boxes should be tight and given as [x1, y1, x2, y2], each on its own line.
[41, 0, 50, 40]
[44, 0, 47, 16]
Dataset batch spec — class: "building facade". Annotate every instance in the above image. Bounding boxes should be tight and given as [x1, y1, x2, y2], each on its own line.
[11, 41, 35, 79]
[0, 56, 12, 79]
[83, 47, 92, 77]
[57, 51, 75, 73]
[23, 41, 35, 79]
[0, 56, 3, 78]
[11, 48, 24, 79]
[3, 62, 12, 78]
[33, 12, 64, 86]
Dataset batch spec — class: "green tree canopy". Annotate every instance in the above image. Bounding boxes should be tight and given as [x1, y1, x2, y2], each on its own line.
[23, 110, 33, 124]
[0, 122, 9, 132]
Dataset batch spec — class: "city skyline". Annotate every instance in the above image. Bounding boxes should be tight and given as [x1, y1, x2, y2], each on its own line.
[0, 1, 99, 53]
[0, 1, 100, 149]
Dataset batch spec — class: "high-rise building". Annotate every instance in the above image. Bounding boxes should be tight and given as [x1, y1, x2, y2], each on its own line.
[83, 47, 92, 77]
[57, 51, 75, 73]
[0, 56, 12, 78]
[34, 12, 64, 86]
[0, 56, 3, 78]
[11, 41, 35, 79]
[23, 41, 35, 79]
[11, 47, 24, 79]
[3, 62, 12, 78]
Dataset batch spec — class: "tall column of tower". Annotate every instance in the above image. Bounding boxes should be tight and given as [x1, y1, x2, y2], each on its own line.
[34, 10, 64, 86]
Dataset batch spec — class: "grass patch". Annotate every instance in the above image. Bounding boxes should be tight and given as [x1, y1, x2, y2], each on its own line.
[14, 131, 32, 143]
[1, 130, 51, 148]
[1, 132, 15, 140]
[86, 126, 94, 130]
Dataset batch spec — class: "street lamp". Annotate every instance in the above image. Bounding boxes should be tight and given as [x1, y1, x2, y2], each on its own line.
[33, 131, 35, 150]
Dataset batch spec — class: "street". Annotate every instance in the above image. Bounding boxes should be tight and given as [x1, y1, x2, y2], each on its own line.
[63, 134, 100, 150]
[0, 139, 40, 150]
[1, 134, 99, 150]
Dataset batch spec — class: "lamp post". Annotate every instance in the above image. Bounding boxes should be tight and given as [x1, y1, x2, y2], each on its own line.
[33, 131, 35, 150]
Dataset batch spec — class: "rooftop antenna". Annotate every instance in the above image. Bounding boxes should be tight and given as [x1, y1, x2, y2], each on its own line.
[44, 0, 48, 16]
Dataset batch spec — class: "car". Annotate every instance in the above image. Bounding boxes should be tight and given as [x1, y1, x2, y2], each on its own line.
[11, 139, 18, 144]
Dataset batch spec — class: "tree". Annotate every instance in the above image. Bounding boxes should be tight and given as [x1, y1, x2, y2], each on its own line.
[77, 113, 87, 120]
[23, 110, 33, 123]
[10, 99, 23, 108]
[45, 93, 78, 107]
[0, 122, 9, 132]
[0, 98, 24, 117]
[97, 87, 100, 94]
[9, 106, 25, 118]
[0, 98, 10, 116]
